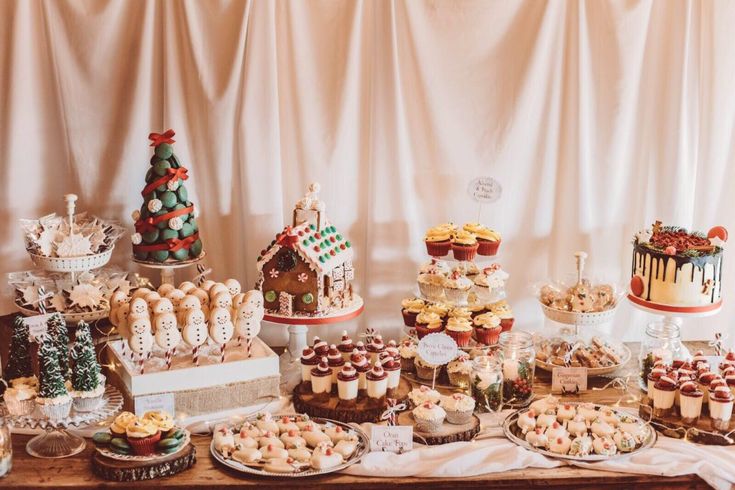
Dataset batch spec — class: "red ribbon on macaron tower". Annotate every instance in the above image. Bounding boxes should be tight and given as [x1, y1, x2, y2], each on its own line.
[148, 129, 176, 147]
[141, 167, 189, 197]
[133, 232, 199, 253]
[134, 205, 194, 234]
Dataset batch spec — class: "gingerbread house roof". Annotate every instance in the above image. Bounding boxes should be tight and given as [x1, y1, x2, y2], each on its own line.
[256, 221, 353, 274]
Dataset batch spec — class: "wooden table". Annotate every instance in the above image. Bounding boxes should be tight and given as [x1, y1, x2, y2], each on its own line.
[0, 315, 711, 489]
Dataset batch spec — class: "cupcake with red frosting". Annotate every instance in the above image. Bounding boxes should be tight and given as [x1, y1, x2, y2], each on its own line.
[652, 375, 677, 417]
[337, 363, 359, 408]
[337, 331, 354, 362]
[709, 385, 734, 432]
[300, 347, 319, 388]
[366, 335, 386, 364]
[350, 350, 371, 397]
[366, 361, 389, 407]
[678, 380, 704, 425]
[310, 357, 333, 402]
[327, 345, 345, 391]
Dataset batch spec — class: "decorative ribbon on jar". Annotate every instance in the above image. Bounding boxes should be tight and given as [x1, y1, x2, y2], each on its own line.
[380, 399, 407, 426]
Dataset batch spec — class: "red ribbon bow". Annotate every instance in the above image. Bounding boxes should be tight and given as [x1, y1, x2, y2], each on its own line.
[135, 217, 157, 234]
[167, 166, 188, 183]
[148, 129, 176, 147]
[276, 226, 299, 249]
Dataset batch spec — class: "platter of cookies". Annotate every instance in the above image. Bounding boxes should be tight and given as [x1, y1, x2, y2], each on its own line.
[210, 412, 369, 477]
[535, 335, 631, 376]
[503, 400, 656, 461]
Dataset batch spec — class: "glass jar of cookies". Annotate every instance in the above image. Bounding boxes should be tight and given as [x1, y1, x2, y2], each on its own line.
[498, 331, 535, 406]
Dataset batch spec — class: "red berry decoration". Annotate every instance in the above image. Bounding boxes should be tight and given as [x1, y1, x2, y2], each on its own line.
[313, 246, 320, 252]
[708, 226, 728, 242]
[630, 275, 644, 297]
[314, 233, 321, 239]
[330, 236, 336, 243]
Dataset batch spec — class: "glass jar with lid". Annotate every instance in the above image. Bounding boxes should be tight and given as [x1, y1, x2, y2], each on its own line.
[498, 330, 535, 406]
[639, 319, 690, 391]
[470, 355, 503, 412]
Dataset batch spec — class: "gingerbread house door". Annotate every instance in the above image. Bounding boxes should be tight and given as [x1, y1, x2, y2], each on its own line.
[278, 291, 295, 316]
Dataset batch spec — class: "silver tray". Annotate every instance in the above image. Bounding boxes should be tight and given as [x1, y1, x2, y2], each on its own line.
[502, 402, 657, 462]
[210, 413, 369, 477]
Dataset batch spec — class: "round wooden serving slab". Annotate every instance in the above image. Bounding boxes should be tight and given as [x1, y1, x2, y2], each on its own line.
[91, 443, 196, 482]
[292, 376, 411, 424]
[397, 411, 481, 445]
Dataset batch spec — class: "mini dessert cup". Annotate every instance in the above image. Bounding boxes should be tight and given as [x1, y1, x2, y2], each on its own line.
[709, 387, 734, 432]
[651, 377, 677, 417]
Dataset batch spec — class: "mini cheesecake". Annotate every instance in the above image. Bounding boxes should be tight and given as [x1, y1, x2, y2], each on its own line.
[698, 371, 719, 406]
[300, 347, 319, 387]
[313, 338, 330, 358]
[310, 357, 333, 402]
[337, 363, 359, 407]
[381, 356, 402, 398]
[350, 350, 371, 397]
[366, 335, 386, 364]
[337, 331, 354, 362]
[709, 385, 734, 432]
[652, 375, 677, 417]
[647, 367, 667, 402]
[678, 380, 703, 425]
[327, 345, 345, 391]
[366, 361, 388, 406]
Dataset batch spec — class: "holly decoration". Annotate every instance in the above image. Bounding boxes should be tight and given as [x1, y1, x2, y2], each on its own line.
[4, 316, 33, 382]
[471, 374, 502, 412]
[47, 313, 71, 381]
[132, 129, 204, 263]
[38, 337, 69, 399]
[503, 360, 534, 403]
[71, 321, 101, 393]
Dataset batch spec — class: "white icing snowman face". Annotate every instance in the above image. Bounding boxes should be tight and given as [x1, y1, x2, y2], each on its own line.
[179, 295, 201, 312]
[179, 281, 196, 294]
[155, 313, 177, 332]
[131, 317, 151, 335]
[192, 289, 209, 306]
[129, 298, 148, 317]
[243, 290, 264, 311]
[210, 307, 231, 326]
[224, 278, 242, 297]
[145, 292, 162, 311]
[200, 280, 216, 292]
[187, 308, 206, 326]
[209, 284, 229, 301]
[131, 287, 152, 301]
[110, 291, 129, 310]
[232, 293, 246, 310]
[157, 283, 175, 296]
[153, 298, 174, 316]
[213, 292, 232, 309]
[166, 289, 186, 306]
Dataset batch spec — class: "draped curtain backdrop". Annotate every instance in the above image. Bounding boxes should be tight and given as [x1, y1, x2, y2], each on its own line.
[2, 0, 734, 345]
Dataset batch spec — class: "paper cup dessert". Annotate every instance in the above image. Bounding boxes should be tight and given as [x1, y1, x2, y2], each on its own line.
[3, 382, 37, 416]
[441, 393, 475, 425]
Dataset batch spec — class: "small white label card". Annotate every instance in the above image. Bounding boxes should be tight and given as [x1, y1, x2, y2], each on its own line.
[24, 314, 54, 342]
[551, 367, 588, 394]
[467, 177, 502, 203]
[417, 332, 458, 366]
[134, 392, 175, 417]
[370, 425, 413, 453]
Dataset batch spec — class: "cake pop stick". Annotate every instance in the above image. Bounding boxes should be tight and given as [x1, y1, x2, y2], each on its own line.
[183, 308, 208, 366]
[154, 312, 181, 370]
[209, 307, 234, 363]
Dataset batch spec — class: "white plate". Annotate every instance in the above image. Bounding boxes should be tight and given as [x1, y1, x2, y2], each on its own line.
[540, 303, 618, 326]
[210, 414, 369, 477]
[96, 430, 190, 462]
[535, 341, 632, 377]
[503, 402, 656, 462]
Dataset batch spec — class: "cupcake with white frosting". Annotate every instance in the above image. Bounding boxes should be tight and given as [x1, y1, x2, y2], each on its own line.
[399, 340, 417, 372]
[440, 393, 475, 425]
[3, 380, 37, 416]
[412, 402, 446, 433]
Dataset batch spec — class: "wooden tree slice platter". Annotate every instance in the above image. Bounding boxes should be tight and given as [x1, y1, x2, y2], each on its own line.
[292, 377, 411, 424]
[91, 443, 196, 481]
[639, 404, 735, 446]
[397, 411, 481, 445]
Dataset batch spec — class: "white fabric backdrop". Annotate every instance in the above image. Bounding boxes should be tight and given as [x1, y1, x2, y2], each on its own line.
[2, 0, 735, 346]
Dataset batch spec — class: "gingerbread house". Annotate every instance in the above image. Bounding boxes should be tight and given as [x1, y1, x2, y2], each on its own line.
[256, 184, 355, 316]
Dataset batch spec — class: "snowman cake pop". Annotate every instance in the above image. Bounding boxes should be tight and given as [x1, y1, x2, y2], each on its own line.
[177, 295, 201, 324]
[166, 289, 186, 310]
[155, 312, 181, 370]
[192, 289, 210, 316]
[153, 298, 175, 317]
[131, 287, 152, 301]
[213, 292, 232, 310]
[115, 302, 132, 359]
[183, 308, 208, 365]
[129, 316, 154, 373]
[209, 306, 234, 363]
[144, 292, 162, 312]
[224, 278, 242, 297]
[179, 281, 196, 294]
[129, 297, 149, 319]
[235, 290, 264, 357]
[209, 283, 229, 302]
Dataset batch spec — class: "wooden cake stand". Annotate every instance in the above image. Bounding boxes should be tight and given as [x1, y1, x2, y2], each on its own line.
[92, 443, 196, 481]
[396, 411, 481, 446]
[264, 294, 364, 360]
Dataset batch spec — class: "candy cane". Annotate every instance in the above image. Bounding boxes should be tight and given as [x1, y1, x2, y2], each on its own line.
[165, 349, 172, 370]
[192, 345, 200, 366]
[246, 329, 253, 359]
[139, 354, 145, 375]
[221, 343, 227, 363]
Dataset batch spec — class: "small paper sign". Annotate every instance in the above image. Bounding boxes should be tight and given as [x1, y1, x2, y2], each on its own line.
[417, 332, 459, 366]
[134, 392, 175, 417]
[467, 177, 502, 203]
[551, 367, 588, 394]
[24, 314, 54, 342]
[370, 425, 413, 453]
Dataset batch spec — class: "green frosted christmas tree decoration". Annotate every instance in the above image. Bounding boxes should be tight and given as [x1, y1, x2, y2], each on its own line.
[131, 129, 204, 263]
[47, 313, 71, 381]
[38, 337, 69, 399]
[4, 315, 33, 382]
[71, 321, 101, 393]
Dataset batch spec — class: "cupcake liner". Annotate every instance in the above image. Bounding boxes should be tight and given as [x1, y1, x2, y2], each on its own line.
[37, 399, 72, 421]
[474, 326, 501, 345]
[446, 328, 472, 347]
[425, 240, 451, 257]
[472, 285, 491, 303]
[402, 310, 419, 327]
[4, 396, 36, 416]
[499, 318, 515, 333]
[447, 370, 470, 388]
[477, 239, 500, 256]
[400, 357, 416, 372]
[415, 323, 443, 339]
[451, 243, 478, 262]
[415, 363, 440, 381]
[444, 287, 470, 304]
[415, 417, 445, 433]
[72, 393, 104, 412]
[128, 430, 162, 456]
[446, 408, 474, 425]
[418, 282, 445, 302]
